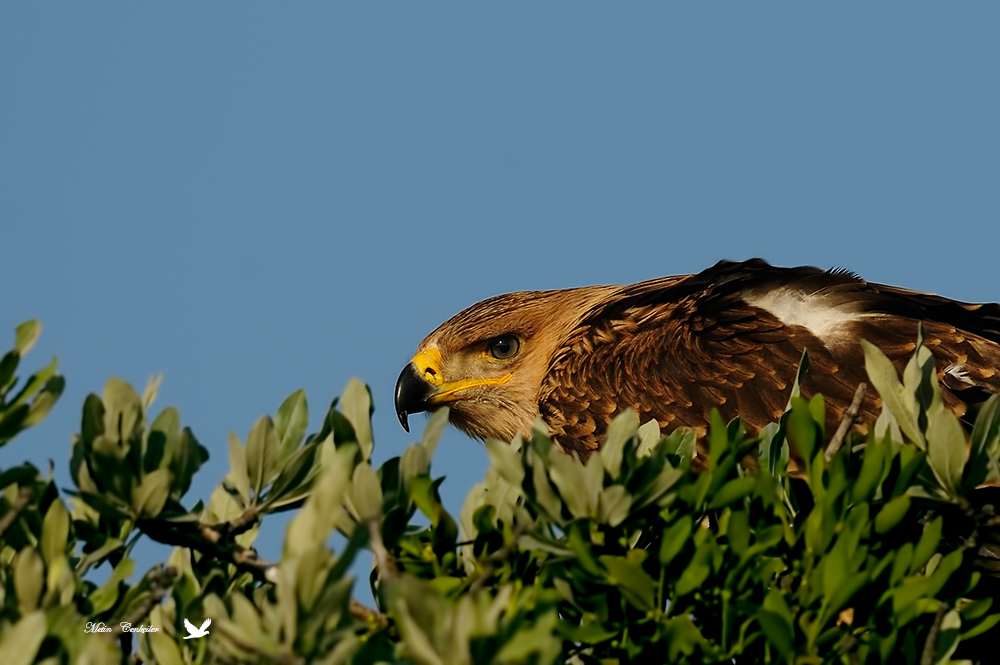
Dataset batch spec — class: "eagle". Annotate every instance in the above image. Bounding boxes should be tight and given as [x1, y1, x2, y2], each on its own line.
[394, 259, 1000, 458]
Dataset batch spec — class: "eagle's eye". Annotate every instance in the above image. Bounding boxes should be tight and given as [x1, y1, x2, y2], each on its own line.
[487, 335, 520, 360]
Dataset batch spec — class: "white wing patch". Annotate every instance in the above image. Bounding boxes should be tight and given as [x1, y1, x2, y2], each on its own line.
[745, 288, 865, 343]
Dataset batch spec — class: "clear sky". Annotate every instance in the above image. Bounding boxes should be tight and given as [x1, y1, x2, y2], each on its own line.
[3, 4, 999, 589]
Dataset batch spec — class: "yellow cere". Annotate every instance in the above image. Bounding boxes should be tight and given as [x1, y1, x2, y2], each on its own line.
[408, 347, 513, 402]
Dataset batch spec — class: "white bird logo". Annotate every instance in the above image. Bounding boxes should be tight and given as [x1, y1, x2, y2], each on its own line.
[183, 618, 211, 639]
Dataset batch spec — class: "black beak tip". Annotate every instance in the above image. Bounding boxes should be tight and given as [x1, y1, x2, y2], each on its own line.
[395, 362, 430, 433]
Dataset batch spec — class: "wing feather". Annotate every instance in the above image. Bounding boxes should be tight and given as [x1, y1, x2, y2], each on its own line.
[539, 259, 1000, 457]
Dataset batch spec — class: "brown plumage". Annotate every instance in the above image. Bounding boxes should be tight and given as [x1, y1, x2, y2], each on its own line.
[394, 259, 1000, 457]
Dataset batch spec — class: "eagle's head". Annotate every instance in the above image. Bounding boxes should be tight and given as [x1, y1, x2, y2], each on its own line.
[394, 286, 617, 441]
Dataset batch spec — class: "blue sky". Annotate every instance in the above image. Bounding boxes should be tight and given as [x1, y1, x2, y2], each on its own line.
[3, 4, 999, 590]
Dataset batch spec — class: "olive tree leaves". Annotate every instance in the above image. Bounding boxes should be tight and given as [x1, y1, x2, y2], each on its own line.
[3, 320, 1000, 665]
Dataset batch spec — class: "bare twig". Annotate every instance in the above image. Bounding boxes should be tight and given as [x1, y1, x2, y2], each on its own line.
[366, 518, 397, 580]
[0, 486, 32, 538]
[111, 566, 179, 637]
[920, 603, 948, 665]
[221, 506, 261, 537]
[826, 383, 867, 462]
[137, 519, 273, 582]
[139, 517, 388, 636]
[349, 598, 389, 630]
[469, 520, 527, 594]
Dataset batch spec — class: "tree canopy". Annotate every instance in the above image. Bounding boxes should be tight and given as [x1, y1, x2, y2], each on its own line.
[1, 320, 999, 664]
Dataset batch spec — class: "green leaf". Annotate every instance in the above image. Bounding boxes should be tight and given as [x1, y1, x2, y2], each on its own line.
[874, 493, 911, 534]
[420, 406, 449, 458]
[967, 393, 1000, 488]
[0, 610, 46, 665]
[40, 498, 69, 565]
[8, 356, 58, 409]
[601, 408, 638, 479]
[785, 348, 811, 407]
[598, 484, 632, 527]
[549, 450, 601, 519]
[349, 462, 383, 521]
[228, 431, 251, 505]
[13, 549, 44, 612]
[862, 340, 923, 445]
[341, 378, 373, 460]
[708, 476, 756, 510]
[0, 351, 18, 397]
[89, 557, 135, 614]
[529, 452, 564, 521]
[911, 517, 943, 574]
[265, 441, 320, 507]
[276, 389, 309, 461]
[485, 438, 524, 488]
[131, 468, 171, 518]
[932, 609, 962, 665]
[675, 540, 714, 596]
[285, 448, 351, 556]
[101, 377, 143, 445]
[850, 438, 887, 503]
[14, 320, 41, 356]
[925, 406, 966, 497]
[246, 415, 279, 496]
[636, 418, 662, 457]
[148, 406, 181, 472]
[141, 373, 162, 411]
[148, 629, 185, 665]
[787, 396, 819, 462]
[600, 551, 656, 611]
[757, 609, 794, 661]
[662, 427, 696, 459]
[168, 427, 208, 499]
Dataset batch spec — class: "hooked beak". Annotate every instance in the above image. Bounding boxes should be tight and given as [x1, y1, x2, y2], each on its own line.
[394, 361, 433, 432]
[394, 347, 514, 433]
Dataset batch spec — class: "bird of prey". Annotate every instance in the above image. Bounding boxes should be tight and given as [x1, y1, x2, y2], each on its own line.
[394, 259, 1000, 458]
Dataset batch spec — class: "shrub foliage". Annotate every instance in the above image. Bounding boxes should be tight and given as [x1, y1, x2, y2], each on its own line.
[1, 321, 999, 664]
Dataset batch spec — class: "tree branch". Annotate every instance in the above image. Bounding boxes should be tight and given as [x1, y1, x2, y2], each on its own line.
[826, 383, 867, 462]
[111, 566, 179, 637]
[0, 486, 32, 538]
[920, 603, 948, 665]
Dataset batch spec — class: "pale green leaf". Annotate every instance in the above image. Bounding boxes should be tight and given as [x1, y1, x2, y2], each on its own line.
[420, 406, 449, 458]
[636, 419, 662, 457]
[598, 484, 632, 527]
[14, 321, 41, 356]
[862, 340, 923, 446]
[275, 389, 308, 460]
[131, 468, 171, 518]
[13, 549, 43, 612]
[529, 452, 564, 521]
[227, 432, 251, 505]
[89, 557, 135, 614]
[601, 409, 638, 479]
[0, 610, 46, 665]
[141, 373, 163, 411]
[926, 406, 966, 497]
[341, 378, 373, 460]
[549, 451, 600, 519]
[348, 462, 383, 521]
[246, 415, 279, 496]
[485, 437, 524, 487]
[147, 629, 184, 665]
[40, 498, 69, 566]
[102, 377, 143, 445]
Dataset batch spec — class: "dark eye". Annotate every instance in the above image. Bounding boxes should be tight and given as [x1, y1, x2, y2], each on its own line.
[488, 334, 520, 360]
